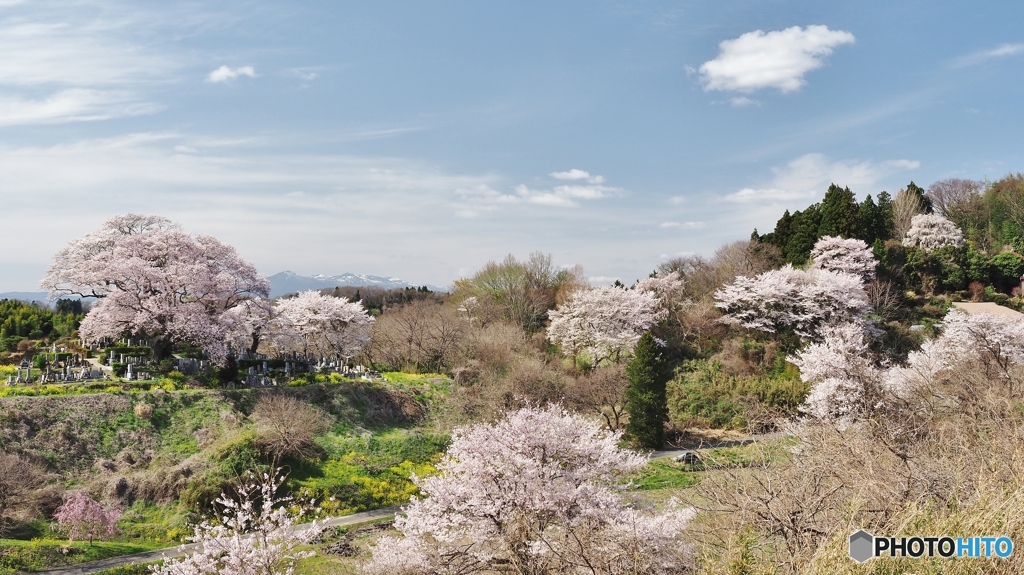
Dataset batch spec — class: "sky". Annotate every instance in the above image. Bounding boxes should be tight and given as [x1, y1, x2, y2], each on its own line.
[1, 0, 1023, 291]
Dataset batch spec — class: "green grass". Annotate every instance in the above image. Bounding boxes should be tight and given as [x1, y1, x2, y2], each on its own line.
[629, 460, 701, 490]
[0, 539, 163, 574]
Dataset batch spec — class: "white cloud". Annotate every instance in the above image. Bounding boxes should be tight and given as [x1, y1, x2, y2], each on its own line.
[724, 153, 920, 203]
[728, 96, 759, 107]
[512, 183, 621, 208]
[700, 25, 855, 93]
[207, 65, 256, 83]
[550, 168, 590, 180]
[952, 43, 1024, 68]
[0, 89, 160, 126]
[659, 221, 706, 229]
[550, 168, 606, 184]
[667, 196, 686, 205]
[0, 11, 176, 125]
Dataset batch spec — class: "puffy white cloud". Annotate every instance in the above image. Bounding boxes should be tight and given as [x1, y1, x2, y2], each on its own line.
[725, 153, 919, 203]
[207, 65, 256, 83]
[700, 25, 854, 93]
[549, 168, 605, 184]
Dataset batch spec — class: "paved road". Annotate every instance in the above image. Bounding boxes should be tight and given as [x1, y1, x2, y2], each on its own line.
[38, 506, 401, 575]
[649, 431, 787, 460]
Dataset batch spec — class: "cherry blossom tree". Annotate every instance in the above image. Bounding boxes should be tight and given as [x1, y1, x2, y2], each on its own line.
[151, 472, 319, 575]
[42, 215, 269, 363]
[901, 213, 965, 251]
[809, 236, 877, 281]
[360, 405, 695, 575]
[53, 491, 121, 545]
[885, 310, 1024, 396]
[546, 286, 665, 365]
[263, 291, 374, 362]
[789, 323, 882, 422]
[714, 265, 870, 340]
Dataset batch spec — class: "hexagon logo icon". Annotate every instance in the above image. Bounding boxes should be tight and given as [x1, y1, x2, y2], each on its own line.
[849, 530, 874, 563]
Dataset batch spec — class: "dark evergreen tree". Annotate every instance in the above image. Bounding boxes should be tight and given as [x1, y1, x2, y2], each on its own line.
[875, 191, 895, 241]
[625, 332, 672, 449]
[906, 181, 933, 214]
[856, 194, 880, 244]
[818, 184, 860, 238]
[784, 205, 822, 264]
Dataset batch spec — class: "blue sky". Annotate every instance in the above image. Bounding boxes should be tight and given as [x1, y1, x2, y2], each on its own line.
[1, 0, 1023, 291]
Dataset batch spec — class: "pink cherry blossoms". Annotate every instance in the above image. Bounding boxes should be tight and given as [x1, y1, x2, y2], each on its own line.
[793, 309, 1024, 422]
[263, 291, 374, 361]
[546, 285, 666, 364]
[714, 264, 870, 340]
[52, 491, 121, 545]
[42, 214, 269, 363]
[361, 405, 695, 575]
[809, 236, 877, 281]
[151, 473, 319, 575]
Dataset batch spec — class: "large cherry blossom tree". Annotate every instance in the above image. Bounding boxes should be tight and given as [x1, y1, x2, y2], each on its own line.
[901, 213, 965, 251]
[714, 264, 870, 340]
[809, 236, 877, 281]
[263, 291, 374, 362]
[546, 285, 665, 365]
[360, 405, 694, 575]
[42, 214, 269, 363]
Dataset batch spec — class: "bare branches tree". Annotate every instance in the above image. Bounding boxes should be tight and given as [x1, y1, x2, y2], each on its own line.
[252, 395, 332, 462]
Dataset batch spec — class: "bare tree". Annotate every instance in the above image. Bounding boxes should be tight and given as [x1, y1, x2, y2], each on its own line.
[659, 240, 782, 303]
[926, 178, 983, 220]
[367, 300, 467, 372]
[892, 187, 925, 241]
[252, 395, 332, 462]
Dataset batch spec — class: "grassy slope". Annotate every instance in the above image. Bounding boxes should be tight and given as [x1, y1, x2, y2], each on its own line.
[0, 373, 452, 572]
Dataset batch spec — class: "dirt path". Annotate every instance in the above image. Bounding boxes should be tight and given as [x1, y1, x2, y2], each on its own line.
[38, 506, 400, 575]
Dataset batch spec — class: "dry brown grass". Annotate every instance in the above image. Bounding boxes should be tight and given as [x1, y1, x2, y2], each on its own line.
[683, 361, 1024, 574]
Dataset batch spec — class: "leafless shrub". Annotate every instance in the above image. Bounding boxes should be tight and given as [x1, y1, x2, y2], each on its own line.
[252, 395, 332, 462]
[0, 453, 50, 536]
[865, 279, 903, 321]
[566, 364, 629, 430]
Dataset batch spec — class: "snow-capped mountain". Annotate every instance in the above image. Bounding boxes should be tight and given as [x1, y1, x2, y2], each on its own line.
[267, 271, 447, 298]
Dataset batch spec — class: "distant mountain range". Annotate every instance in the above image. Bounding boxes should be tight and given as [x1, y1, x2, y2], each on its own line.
[0, 272, 448, 304]
[267, 271, 448, 298]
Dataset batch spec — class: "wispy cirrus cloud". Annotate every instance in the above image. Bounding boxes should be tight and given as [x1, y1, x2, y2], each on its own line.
[700, 25, 854, 93]
[952, 43, 1024, 68]
[207, 65, 256, 83]
[0, 5, 177, 126]
[724, 153, 919, 203]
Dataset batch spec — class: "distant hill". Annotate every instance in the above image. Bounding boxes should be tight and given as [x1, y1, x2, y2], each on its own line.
[268, 271, 448, 298]
[0, 291, 51, 304]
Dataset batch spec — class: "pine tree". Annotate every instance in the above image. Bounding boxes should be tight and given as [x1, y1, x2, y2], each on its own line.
[856, 194, 880, 244]
[625, 332, 671, 449]
[875, 191, 895, 240]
